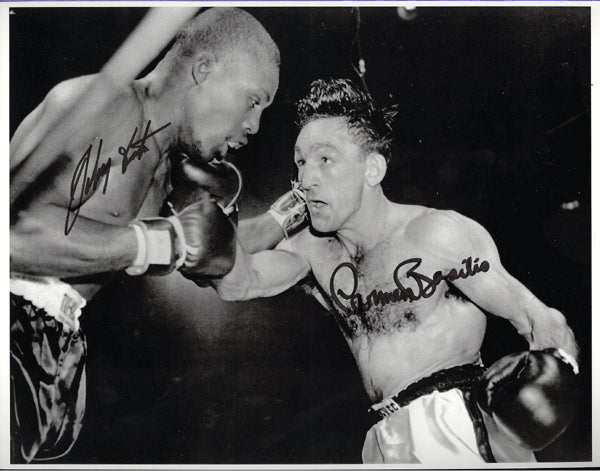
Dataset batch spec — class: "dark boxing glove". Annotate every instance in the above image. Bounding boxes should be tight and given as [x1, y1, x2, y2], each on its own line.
[169, 154, 241, 218]
[478, 348, 580, 451]
[126, 156, 241, 278]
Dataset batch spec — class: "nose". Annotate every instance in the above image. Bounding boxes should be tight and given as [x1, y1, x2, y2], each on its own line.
[299, 161, 320, 190]
[243, 109, 261, 136]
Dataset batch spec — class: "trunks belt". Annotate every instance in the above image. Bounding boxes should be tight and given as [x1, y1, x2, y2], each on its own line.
[368, 364, 496, 463]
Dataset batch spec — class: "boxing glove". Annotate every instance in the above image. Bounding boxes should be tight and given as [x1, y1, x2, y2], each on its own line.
[267, 181, 308, 238]
[478, 348, 580, 450]
[169, 153, 241, 217]
[125, 156, 240, 277]
[175, 195, 236, 279]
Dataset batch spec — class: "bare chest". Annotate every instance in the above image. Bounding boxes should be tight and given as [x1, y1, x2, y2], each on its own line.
[310, 240, 488, 340]
[60, 119, 171, 228]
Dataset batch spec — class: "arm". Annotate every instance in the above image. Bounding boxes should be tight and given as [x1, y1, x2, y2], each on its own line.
[10, 96, 48, 172]
[10, 81, 141, 277]
[237, 184, 308, 254]
[214, 236, 311, 301]
[10, 204, 138, 277]
[10, 79, 77, 173]
[237, 212, 285, 254]
[10, 77, 91, 197]
[11, 91, 232, 279]
[412, 210, 579, 360]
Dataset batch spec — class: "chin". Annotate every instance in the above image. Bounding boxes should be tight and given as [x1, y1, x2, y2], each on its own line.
[171, 141, 206, 164]
[310, 218, 337, 235]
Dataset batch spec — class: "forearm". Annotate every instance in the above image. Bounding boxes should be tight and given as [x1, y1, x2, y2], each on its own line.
[237, 212, 284, 254]
[527, 305, 579, 361]
[11, 204, 137, 277]
[213, 244, 257, 301]
[503, 291, 579, 361]
[455, 262, 580, 361]
[214, 241, 310, 301]
[238, 185, 308, 253]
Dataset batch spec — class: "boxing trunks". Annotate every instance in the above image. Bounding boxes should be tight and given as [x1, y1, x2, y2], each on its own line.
[10, 275, 87, 463]
[362, 364, 536, 464]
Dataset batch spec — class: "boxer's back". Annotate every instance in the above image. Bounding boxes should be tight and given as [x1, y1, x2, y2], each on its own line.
[301, 204, 488, 402]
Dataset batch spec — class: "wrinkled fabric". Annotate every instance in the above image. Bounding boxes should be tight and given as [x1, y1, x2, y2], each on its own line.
[11, 275, 86, 332]
[11, 293, 87, 463]
[362, 389, 536, 464]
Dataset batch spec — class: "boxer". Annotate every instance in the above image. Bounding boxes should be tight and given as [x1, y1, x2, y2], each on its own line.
[212, 78, 580, 464]
[9, 8, 295, 462]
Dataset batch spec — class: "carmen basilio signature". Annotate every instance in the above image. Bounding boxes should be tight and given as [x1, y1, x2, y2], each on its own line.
[329, 257, 490, 315]
[64, 120, 171, 235]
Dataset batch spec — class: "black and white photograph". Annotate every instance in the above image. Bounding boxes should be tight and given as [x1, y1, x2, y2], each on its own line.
[6, 2, 595, 467]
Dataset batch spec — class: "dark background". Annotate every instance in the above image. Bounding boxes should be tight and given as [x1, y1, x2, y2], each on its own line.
[10, 6, 591, 464]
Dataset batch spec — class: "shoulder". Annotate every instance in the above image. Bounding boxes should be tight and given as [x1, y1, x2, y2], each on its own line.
[44, 75, 95, 111]
[405, 207, 496, 259]
[406, 208, 472, 242]
[10, 75, 98, 169]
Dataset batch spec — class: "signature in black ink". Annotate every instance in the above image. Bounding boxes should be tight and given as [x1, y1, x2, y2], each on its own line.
[65, 120, 171, 235]
[329, 257, 490, 316]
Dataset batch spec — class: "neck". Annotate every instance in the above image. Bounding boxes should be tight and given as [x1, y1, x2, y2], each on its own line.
[336, 187, 390, 257]
[133, 73, 178, 154]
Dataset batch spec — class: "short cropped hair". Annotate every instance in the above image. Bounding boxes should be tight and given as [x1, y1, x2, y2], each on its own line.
[296, 78, 395, 161]
[166, 8, 280, 70]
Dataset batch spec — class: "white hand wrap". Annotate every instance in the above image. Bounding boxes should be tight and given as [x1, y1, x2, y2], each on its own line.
[554, 348, 580, 375]
[125, 217, 186, 276]
[268, 184, 308, 238]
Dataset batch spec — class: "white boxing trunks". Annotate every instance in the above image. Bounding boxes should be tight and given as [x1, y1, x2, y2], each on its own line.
[362, 365, 536, 464]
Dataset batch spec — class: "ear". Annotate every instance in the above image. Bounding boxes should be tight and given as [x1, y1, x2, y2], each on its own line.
[364, 153, 387, 187]
[191, 51, 216, 85]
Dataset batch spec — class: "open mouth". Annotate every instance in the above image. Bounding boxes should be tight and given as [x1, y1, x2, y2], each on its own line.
[218, 140, 244, 160]
[227, 140, 243, 151]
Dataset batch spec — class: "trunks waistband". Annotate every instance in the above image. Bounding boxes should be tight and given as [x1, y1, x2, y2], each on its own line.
[368, 363, 485, 421]
[10, 274, 86, 332]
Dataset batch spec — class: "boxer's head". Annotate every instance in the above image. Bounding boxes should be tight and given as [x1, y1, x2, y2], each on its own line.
[293, 79, 395, 233]
[157, 8, 280, 163]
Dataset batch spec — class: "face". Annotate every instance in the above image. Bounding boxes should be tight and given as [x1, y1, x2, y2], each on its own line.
[182, 52, 279, 163]
[294, 117, 368, 234]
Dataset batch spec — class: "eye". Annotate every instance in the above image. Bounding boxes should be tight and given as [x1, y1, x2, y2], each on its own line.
[249, 97, 260, 110]
[321, 156, 330, 164]
[295, 158, 305, 167]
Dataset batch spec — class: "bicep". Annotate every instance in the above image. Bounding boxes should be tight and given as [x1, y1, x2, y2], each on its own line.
[444, 215, 530, 316]
[451, 258, 541, 332]
[10, 99, 49, 171]
[10, 79, 85, 205]
[249, 248, 311, 297]
[217, 241, 311, 301]
[415, 210, 540, 328]
[425, 212, 577, 355]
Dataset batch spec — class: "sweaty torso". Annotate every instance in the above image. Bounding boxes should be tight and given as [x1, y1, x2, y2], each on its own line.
[301, 205, 487, 402]
[25, 75, 172, 298]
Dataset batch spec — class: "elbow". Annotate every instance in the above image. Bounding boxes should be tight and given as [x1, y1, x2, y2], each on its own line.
[10, 211, 41, 272]
[215, 271, 256, 301]
[216, 283, 250, 302]
[218, 289, 242, 302]
[215, 256, 259, 302]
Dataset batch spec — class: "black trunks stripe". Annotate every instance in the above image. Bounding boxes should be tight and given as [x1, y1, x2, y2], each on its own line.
[369, 364, 484, 417]
[367, 364, 495, 463]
